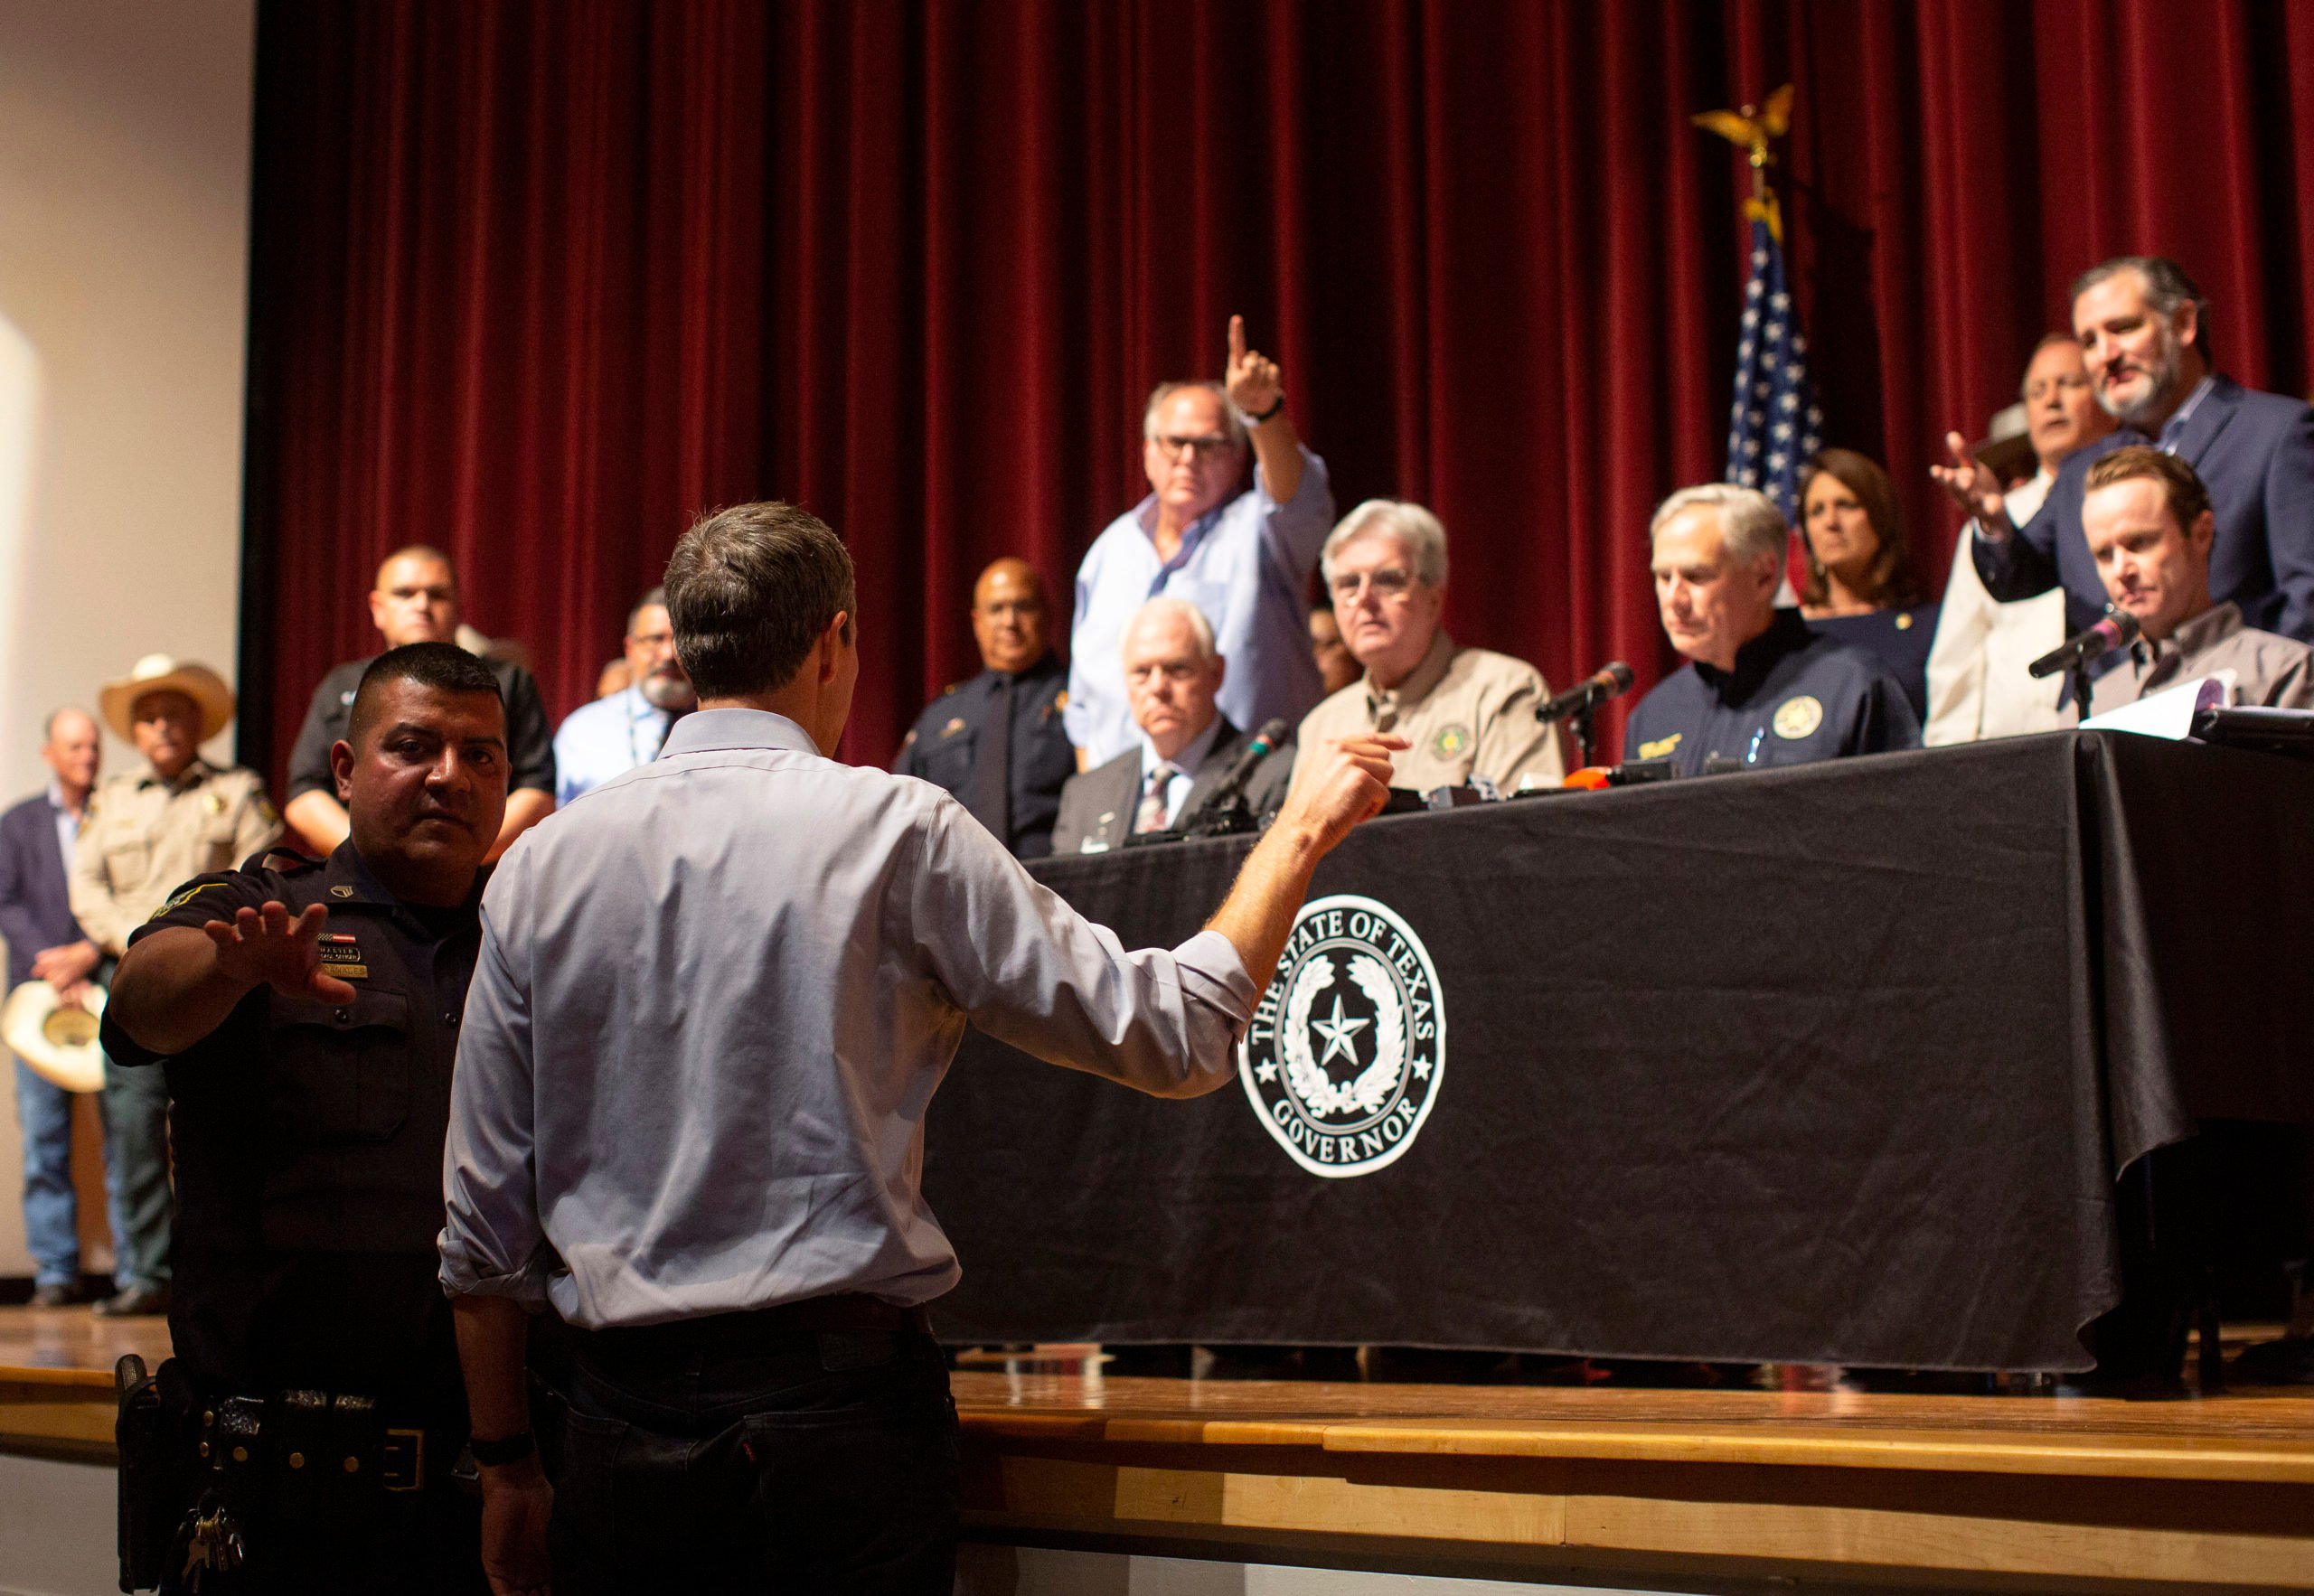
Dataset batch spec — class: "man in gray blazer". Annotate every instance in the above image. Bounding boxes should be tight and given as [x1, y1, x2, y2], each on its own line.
[1051, 598, 1292, 854]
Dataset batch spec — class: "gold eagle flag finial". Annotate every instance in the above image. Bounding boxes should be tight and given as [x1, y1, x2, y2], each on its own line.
[1692, 84, 1794, 242]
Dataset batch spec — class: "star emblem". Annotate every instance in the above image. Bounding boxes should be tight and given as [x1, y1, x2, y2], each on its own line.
[1309, 994, 1371, 1067]
[1412, 1058, 1432, 1081]
[1256, 1059, 1279, 1084]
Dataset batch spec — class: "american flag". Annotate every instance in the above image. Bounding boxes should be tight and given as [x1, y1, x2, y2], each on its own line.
[1724, 215, 1822, 521]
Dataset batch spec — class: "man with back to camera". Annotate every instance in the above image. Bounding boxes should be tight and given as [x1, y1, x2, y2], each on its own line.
[1623, 484, 1920, 776]
[1050, 596, 1294, 855]
[1924, 333, 2116, 742]
[284, 546, 555, 859]
[100, 643, 508, 1591]
[440, 501, 1402, 1594]
[550, 586, 696, 806]
[2081, 447, 2314, 715]
[1066, 316, 1335, 765]
[0, 709, 106, 1307]
[1933, 255, 2314, 644]
[1292, 499, 1565, 794]
[894, 557, 1076, 858]
[72, 655, 285, 1319]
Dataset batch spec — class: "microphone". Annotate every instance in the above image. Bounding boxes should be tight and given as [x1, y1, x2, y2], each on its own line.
[2028, 606, 2141, 680]
[1535, 662, 1636, 723]
[1178, 718, 1291, 838]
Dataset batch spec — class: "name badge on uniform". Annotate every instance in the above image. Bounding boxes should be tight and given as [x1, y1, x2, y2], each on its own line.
[316, 932, 369, 981]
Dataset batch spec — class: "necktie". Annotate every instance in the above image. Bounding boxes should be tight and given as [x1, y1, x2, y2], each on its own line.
[1134, 762, 1177, 834]
[969, 675, 1013, 845]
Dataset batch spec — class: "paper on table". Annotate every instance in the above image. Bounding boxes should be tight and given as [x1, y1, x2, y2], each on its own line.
[2079, 671, 2235, 739]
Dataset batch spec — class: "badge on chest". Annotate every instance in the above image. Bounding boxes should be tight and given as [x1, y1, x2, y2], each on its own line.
[315, 932, 368, 981]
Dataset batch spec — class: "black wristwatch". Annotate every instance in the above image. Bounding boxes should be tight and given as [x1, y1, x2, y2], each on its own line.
[1239, 394, 1285, 426]
[468, 1430, 536, 1467]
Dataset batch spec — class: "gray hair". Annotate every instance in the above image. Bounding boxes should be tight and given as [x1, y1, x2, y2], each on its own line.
[2072, 256, 2213, 361]
[1122, 596, 1218, 663]
[1141, 380, 1247, 455]
[1320, 499, 1450, 589]
[626, 585, 669, 635]
[1648, 483, 1786, 568]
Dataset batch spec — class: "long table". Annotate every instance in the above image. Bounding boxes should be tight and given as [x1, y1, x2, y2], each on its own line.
[919, 732, 2314, 1371]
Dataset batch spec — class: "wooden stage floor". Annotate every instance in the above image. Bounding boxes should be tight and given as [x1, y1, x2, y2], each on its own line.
[8, 1306, 2314, 1591]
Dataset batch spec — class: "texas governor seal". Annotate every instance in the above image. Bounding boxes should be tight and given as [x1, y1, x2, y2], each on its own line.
[1238, 894, 1446, 1178]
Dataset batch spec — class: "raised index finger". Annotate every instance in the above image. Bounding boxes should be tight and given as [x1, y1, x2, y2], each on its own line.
[1228, 314, 1246, 369]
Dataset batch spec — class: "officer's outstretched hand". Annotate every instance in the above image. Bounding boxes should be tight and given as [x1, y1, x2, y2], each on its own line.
[202, 902, 358, 1002]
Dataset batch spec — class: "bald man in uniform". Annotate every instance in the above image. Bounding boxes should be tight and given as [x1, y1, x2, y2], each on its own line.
[893, 558, 1075, 859]
[283, 547, 555, 861]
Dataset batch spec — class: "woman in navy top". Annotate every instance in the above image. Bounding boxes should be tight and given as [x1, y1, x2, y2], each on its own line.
[1798, 449, 1938, 718]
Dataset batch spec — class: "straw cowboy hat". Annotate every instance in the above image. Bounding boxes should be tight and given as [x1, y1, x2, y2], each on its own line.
[1, 981, 107, 1093]
[98, 654, 236, 745]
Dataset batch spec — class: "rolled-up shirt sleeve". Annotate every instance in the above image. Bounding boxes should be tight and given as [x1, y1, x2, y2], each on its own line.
[439, 872, 552, 1303]
[901, 794, 1256, 1098]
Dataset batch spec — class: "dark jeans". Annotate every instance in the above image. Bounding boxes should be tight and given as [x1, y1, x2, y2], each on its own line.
[551, 1315, 958, 1594]
[101, 1053, 172, 1290]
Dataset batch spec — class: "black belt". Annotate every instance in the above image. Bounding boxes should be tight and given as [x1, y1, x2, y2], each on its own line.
[577, 1292, 930, 1360]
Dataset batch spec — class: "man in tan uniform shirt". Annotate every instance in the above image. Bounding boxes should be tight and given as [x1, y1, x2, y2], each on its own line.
[69, 654, 280, 1315]
[1293, 499, 1564, 794]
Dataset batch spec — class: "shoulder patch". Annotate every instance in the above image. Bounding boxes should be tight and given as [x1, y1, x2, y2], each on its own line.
[1773, 695, 1825, 739]
[1637, 733, 1682, 760]
[1430, 723, 1472, 760]
[150, 881, 230, 921]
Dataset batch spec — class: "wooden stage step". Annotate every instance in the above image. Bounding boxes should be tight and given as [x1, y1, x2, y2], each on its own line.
[7, 1307, 2313, 1589]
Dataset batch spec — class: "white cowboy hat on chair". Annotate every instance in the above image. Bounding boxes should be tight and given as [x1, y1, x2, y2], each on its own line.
[98, 654, 236, 745]
[2, 981, 107, 1093]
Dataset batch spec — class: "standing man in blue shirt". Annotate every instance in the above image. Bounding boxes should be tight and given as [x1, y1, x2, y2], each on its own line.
[551, 586, 695, 806]
[1066, 315, 1334, 765]
[0, 709, 105, 1307]
[441, 501, 1400, 1596]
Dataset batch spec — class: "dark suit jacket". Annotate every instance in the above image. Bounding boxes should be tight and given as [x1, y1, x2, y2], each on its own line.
[0, 793, 87, 990]
[1976, 374, 2314, 642]
[1049, 718, 1293, 856]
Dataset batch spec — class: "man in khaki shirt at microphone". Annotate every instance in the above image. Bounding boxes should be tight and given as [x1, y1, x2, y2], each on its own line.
[1293, 499, 1565, 794]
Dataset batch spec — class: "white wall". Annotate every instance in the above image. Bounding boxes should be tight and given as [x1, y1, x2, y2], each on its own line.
[0, 0, 257, 1278]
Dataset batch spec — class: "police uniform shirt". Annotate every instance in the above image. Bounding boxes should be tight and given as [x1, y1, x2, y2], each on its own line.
[2087, 600, 2314, 716]
[68, 759, 282, 956]
[99, 844, 484, 1417]
[1291, 631, 1565, 794]
[892, 651, 1074, 859]
[1623, 608, 1923, 777]
[287, 655, 556, 808]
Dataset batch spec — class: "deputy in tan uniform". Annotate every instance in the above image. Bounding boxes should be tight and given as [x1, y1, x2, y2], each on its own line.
[69, 654, 280, 1316]
[1293, 499, 1564, 794]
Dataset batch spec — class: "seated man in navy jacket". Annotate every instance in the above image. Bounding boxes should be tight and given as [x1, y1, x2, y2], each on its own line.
[1624, 484, 1920, 776]
[1934, 255, 2314, 643]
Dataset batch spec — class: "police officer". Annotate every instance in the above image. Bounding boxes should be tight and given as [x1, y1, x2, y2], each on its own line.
[1624, 483, 1921, 775]
[281, 546, 554, 860]
[71, 656, 283, 1318]
[101, 643, 509, 1593]
[892, 556, 1074, 857]
[1293, 500, 1566, 794]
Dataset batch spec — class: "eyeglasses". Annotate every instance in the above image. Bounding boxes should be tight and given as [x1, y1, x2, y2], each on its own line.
[384, 585, 456, 605]
[1151, 434, 1235, 461]
[1330, 568, 1416, 602]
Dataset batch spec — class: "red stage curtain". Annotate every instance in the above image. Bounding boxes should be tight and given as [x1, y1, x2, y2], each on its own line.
[241, 0, 2314, 776]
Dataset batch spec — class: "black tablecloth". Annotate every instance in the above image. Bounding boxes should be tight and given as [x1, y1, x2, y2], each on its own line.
[919, 733, 2314, 1371]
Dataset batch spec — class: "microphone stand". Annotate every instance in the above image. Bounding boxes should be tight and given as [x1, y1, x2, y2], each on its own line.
[1566, 703, 1597, 768]
[2069, 655, 2096, 727]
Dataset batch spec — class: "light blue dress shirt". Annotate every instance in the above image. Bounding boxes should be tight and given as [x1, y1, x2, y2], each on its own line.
[551, 686, 675, 808]
[440, 709, 1256, 1328]
[1065, 447, 1334, 764]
